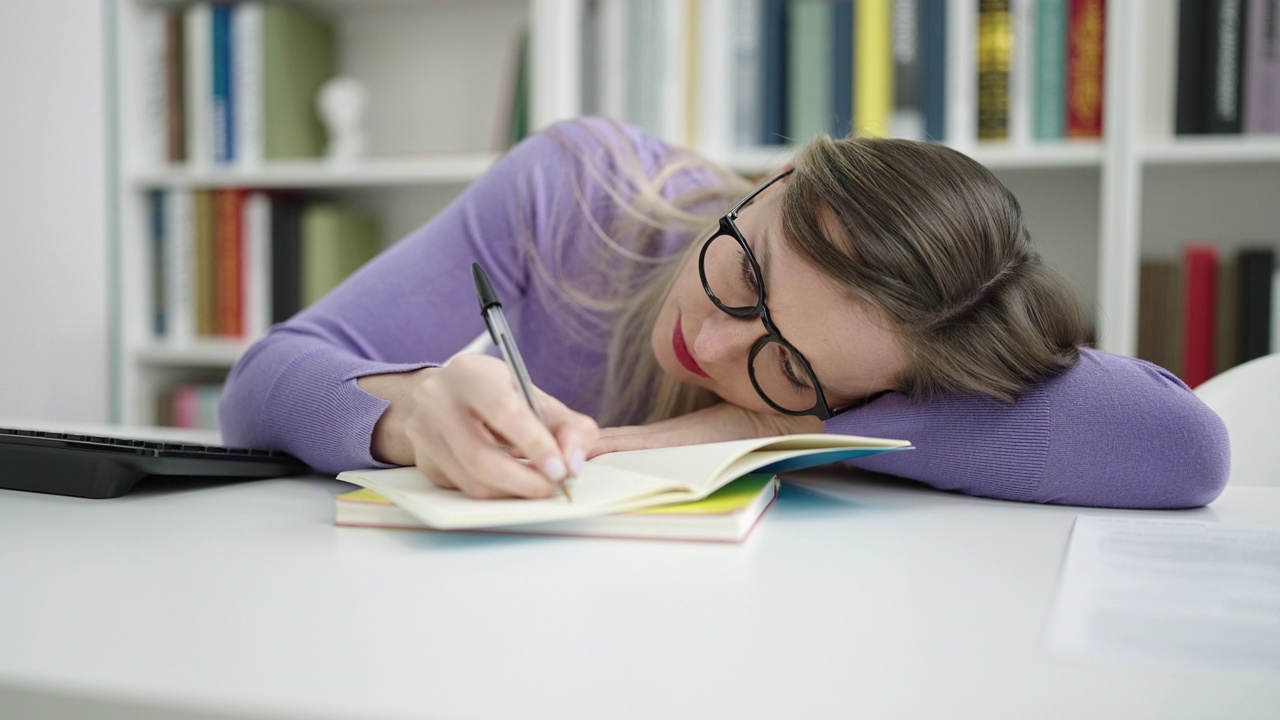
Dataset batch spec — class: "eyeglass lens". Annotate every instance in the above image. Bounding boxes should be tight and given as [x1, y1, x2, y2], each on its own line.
[703, 232, 820, 413]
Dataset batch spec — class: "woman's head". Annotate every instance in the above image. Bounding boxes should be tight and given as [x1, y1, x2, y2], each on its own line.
[650, 134, 1084, 414]
[780, 135, 1085, 402]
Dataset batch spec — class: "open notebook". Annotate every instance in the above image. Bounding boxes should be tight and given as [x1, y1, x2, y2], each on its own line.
[335, 434, 911, 531]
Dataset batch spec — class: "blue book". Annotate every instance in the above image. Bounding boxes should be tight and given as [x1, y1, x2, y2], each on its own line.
[920, 0, 948, 142]
[149, 191, 166, 337]
[760, 0, 789, 144]
[830, 1, 855, 138]
[211, 3, 235, 163]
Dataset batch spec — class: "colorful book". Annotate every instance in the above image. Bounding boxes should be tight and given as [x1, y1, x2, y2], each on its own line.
[164, 9, 187, 163]
[214, 188, 245, 337]
[1243, 0, 1280, 134]
[1065, 0, 1105, 138]
[978, 0, 1012, 141]
[300, 204, 380, 308]
[336, 473, 781, 543]
[211, 2, 235, 163]
[830, 0, 855, 138]
[855, 0, 893, 137]
[262, 1, 334, 159]
[1034, 0, 1068, 140]
[920, 0, 947, 141]
[787, 0, 834, 144]
[1238, 247, 1276, 363]
[1182, 244, 1220, 388]
[194, 189, 217, 336]
[1205, 0, 1246, 134]
[336, 434, 912, 531]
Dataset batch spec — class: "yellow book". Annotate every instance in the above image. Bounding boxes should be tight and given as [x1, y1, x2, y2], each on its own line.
[855, 0, 893, 137]
[336, 474, 780, 543]
[335, 433, 911, 532]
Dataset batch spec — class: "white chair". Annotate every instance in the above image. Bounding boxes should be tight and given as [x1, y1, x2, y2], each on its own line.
[1193, 352, 1280, 487]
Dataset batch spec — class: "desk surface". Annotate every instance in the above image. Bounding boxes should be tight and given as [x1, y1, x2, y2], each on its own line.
[1, 468, 1277, 720]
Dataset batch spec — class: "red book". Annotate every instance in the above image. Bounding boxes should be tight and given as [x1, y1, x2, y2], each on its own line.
[215, 189, 245, 337]
[1065, 0, 1105, 138]
[1182, 244, 1219, 388]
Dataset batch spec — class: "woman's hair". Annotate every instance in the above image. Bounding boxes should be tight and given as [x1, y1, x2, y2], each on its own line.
[782, 136, 1085, 402]
[535, 120, 1085, 426]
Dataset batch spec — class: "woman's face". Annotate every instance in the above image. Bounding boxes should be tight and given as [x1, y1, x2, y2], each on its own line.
[651, 172, 908, 416]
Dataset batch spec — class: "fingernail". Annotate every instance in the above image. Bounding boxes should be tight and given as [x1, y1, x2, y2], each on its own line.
[538, 455, 568, 482]
[568, 448, 586, 475]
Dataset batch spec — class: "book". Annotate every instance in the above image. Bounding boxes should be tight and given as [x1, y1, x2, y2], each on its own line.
[1243, 0, 1280, 134]
[1205, 0, 1246, 134]
[211, 2, 235, 163]
[946, 0, 979, 148]
[1176, 0, 1211, 134]
[261, 1, 334, 159]
[1065, 0, 1105, 138]
[1034, 0, 1068, 140]
[760, 0, 789, 144]
[1238, 246, 1276, 362]
[920, 0, 947, 142]
[300, 204, 380, 308]
[856, 0, 893, 137]
[335, 434, 912, 531]
[978, 0, 1012, 142]
[1182, 243, 1220, 388]
[184, 3, 213, 166]
[787, 0, 834, 144]
[336, 473, 781, 543]
[830, 0, 855, 138]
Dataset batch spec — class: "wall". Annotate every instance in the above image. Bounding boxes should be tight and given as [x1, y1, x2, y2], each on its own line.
[0, 0, 110, 422]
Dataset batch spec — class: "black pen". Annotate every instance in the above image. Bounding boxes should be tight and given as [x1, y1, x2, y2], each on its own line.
[471, 263, 573, 502]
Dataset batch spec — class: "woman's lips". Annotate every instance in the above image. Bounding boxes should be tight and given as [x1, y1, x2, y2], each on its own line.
[672, 314, 709, 377]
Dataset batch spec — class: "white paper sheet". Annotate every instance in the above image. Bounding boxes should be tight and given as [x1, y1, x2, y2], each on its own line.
[1049, 515, 1280, 670]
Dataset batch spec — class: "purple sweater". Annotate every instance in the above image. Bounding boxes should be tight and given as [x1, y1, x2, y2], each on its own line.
[219, 118, 1230, 509]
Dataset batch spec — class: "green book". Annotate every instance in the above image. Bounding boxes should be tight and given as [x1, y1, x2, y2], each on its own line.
[1033, 0, 1066, 141]
[787, 0, 834, 144]
[262, 2, 334, 159]
[300, 204, 380, 307]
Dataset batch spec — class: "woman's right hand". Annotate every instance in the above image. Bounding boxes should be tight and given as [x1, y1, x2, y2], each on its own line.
[356, 354, 599, 499]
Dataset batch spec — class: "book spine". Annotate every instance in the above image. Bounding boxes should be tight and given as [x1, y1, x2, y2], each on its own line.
[946, 0, 978, 148]
[856, 0, 893, 137]
[760, 0, 789, 144]
[163, 189, 195, 343]
[1215, 255, 1241, 374]
[1007, 0, 1035, 146]
[211, 3, 234, 163]
[1065, 0, 1105, 138]
[164, 9, 186, 163]
[140, 8, 167, 169]
[1206, 0, 1246, 134]
[1176, 0, 1210, 134]
[1238, 247, 1276, 362]
[243, 191, 272, 339]
[788, 0, 833, 144]
[1034, 0, 1067, 140]
[919, 0, 947, 142]
[978, 0, 1012, 141]
[149, 191, 167, 338]
[1243, 0, 1280, 133]
[830, 0, 855, 138]
[270, 196, 303, 324]
[192, 189, 215, 336]
[1182, 244, 1219, 388]
[733, 0, 764, 148]
[1142, 0, 1179, 139]
[891, 0, 924, 140]
[233, 1, 263, 166]
[1138, 258, 1179, 373]
[184, 3, 213, 166]
[215, 189, 244, 337]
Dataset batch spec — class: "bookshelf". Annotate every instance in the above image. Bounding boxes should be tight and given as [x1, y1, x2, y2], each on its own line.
[107, 0, 1280, 426]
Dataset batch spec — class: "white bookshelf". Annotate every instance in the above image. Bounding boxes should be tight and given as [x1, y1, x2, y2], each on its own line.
[107, 0, 1280, 426]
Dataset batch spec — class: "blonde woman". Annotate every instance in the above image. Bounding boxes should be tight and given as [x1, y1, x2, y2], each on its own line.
[220, 117, 1228, 508]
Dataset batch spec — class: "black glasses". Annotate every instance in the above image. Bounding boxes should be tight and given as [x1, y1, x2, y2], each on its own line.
[698, 169, 848, 420]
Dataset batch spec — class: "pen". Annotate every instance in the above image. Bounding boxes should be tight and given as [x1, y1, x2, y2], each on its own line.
[471, 262, 574, 502]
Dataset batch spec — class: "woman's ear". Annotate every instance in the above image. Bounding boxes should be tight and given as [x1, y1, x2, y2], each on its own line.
[780, 160, 796, 174]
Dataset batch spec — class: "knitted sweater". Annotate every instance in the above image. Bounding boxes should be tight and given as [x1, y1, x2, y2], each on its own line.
[219, 118, 1229, 509]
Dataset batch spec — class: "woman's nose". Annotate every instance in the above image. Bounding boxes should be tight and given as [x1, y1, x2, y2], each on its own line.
[693, 311, 759, 366]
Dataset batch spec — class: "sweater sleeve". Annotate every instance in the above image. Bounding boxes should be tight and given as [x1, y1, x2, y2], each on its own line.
[218, 118, 650, 473]
[824, 349, 1230, 509]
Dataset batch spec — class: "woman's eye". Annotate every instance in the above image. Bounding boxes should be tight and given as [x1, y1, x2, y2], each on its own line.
[738, 251, 759, 292]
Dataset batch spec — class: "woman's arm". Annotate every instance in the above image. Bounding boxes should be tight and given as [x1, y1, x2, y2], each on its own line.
[218, 118, 648, 474]
[825, 349, 1230, 508]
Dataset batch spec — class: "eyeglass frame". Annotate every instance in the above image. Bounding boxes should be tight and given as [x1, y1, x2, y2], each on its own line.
[697, 168, 855, 421]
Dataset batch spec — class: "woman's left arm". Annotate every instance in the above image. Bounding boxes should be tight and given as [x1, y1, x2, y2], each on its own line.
[824, 349, 1230, 509]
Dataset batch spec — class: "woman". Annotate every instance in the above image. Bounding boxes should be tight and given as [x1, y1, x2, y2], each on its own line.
[219, 117, 1229, 508]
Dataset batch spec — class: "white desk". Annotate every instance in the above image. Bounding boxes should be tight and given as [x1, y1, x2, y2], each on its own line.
[1, 467, 1276, 720]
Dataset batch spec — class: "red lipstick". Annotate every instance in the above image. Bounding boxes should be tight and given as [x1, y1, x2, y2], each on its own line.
[672, 314, 709, 377]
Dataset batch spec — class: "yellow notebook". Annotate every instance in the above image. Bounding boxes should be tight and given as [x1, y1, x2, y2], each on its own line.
[335, 434, 911, 531]
[336, 474, 780, 543]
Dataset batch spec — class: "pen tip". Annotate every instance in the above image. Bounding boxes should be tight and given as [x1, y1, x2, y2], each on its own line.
[562, 481, 574, 503]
